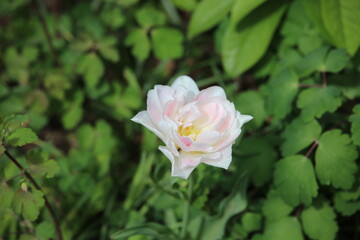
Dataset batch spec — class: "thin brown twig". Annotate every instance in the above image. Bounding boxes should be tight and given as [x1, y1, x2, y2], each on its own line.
[305, 141, 319, 158]
[31, 0, 59, 66]
[4, 150, 63, 240]
[298, 84, 323, 88]
[321, 71, 327, 87]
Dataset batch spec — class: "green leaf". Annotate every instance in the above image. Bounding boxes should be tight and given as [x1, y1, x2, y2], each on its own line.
[0, 182, 14, 208]
[12, 189, 45, 221]
[274, 155, 318, 206]
[320, 0, 360, 55]
[0, 144, 5, 156]
[334, 186, 360, 216]
[235, 90, 267, 128]
[151, 27, 184, 60]
[62, 106, 83, 130]
[349, 104, 360, 146]
[2, 114, 30, 137]
[297, 86, 342, 122]
[78, 53, 104, 88]
[281, 118, 322, 157]
[230, 0, 266, 25]
[171, 0, 197, 11]
[36, 221, 55, 239]
[238, 138, 277, 187]
[294, 46, 328, 77]
[221, 0, 287, 77]
[125, 28, 151, 61]
[263, 217, 303, 240]
[100, 7, 125, 29]
[241, 212, 262, 233]
[262, 189, 294, 221]
[19, 234, 37, 240]
[188, 0, 235, 39]
[26, 150, 60, 178]
[200, 174, 248, 240]
[135, 5, 166, 28]
[301, 203, 338, 240]
[264, 68, 299, 120]
[98, 37, 120, 62]
[6, 128, 38, 147]
[315, 130, 358, 189]
[111, 222, 175, 239]
[321, 48, 350, 73]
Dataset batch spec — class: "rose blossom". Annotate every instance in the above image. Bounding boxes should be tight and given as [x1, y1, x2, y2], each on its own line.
[131, 76, 252, 179]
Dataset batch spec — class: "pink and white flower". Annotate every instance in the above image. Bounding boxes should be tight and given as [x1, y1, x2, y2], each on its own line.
[132, 76, 252, 179]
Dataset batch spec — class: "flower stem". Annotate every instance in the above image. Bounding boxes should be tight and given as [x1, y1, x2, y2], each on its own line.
[180, 177, 193, 239]
[4, 150, 63, 240]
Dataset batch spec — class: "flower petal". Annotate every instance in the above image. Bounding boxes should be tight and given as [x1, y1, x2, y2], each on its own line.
[147, 86, 175, 123]
[238, 113, 253, 126]
[196, 86, 226, 100]
[171, 75, 199, 96]
[196, 130, 221, 145]
[159, 146, 197, 179]
[131, 111, 167, 143]
[202, 145, 233, 169]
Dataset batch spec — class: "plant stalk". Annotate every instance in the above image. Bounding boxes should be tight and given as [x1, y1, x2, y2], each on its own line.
[4, 150, 63, 240]
[180, 177, 193, 239]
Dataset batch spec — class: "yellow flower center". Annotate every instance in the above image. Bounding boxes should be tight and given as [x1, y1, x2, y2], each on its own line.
[178, 125, 201, 140]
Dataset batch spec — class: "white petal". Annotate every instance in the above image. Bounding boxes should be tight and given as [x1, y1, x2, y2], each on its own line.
[171, 75, 199, 95]
[147, 86, 175, 123]
[201, 145, 233, 169]
[239, 113, 253, 126]
[159, 146, 197, 179]
[196, 86, 226, 100]
[131, 111, 167, 143]
[196, 130, 221, 145]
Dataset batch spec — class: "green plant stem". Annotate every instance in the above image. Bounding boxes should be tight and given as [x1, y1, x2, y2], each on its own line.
[4, 150, 63, 240]
[180, 177, 193, 239]
[305, 141, 319, 158]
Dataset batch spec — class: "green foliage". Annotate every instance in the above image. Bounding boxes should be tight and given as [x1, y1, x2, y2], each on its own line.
[188, 0, 234, 39]
[221, 0, 287, 77]
[349, 104, 360, 145]
[12, 188, 44, 221]
[264, 68, 299, 120]
[151, 28, 184, 60]
[1, 0, 360, 239]
[26, 150, 60, 178]
[281, 118, 322, 156]
[315, 130, 358, 189]
[301, 202, 338, 240]
[274, 155, 318, 206]
[297, 86, 342, 121]
[262, 217, 303, 240]
[6, 128, 38, 147]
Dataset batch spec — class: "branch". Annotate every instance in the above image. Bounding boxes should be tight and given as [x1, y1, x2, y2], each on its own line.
[31, 0, 59, 66]
[4, 150, 63, 240]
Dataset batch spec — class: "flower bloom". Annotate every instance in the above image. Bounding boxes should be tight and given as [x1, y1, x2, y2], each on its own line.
[132, 76, 252, 179]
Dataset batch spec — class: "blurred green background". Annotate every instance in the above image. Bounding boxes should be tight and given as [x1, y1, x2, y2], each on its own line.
[1, 0, 360, 239]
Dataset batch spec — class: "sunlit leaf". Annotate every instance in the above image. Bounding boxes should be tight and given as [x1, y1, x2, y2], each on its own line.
[188, 0, 234, 39]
